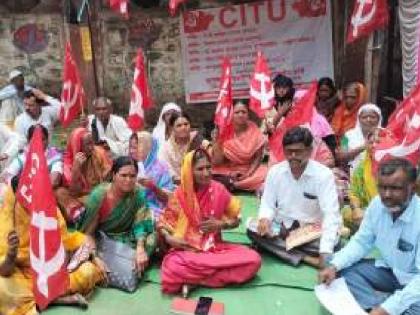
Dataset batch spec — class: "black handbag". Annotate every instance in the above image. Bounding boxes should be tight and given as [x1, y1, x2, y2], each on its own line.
[96, 231, 139, 292]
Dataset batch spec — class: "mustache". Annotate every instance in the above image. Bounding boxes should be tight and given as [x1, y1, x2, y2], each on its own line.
[289, 159, 302, 164]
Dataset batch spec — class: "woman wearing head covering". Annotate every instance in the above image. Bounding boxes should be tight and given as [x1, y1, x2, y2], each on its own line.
[265, 75, 337, 155]
[262, 74, 295, 135]
[158, 149, 261, 296]
[129, 131, 175, 220]
[55, 128, 112, 224]
[331, 82, 367, 141]
[152, 102, 181, 149]
[316, 77, 340, 123]
[336, 103, 382, 174]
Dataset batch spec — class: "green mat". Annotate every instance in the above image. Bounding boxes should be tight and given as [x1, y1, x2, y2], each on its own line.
[143, 254, 317, 291]
[222, 194, 259, 244]
[45, 254, 328, 315]
[44, 194, 330, 315]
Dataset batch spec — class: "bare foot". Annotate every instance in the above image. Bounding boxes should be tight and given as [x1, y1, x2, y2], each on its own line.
[53, 293, 88, 309]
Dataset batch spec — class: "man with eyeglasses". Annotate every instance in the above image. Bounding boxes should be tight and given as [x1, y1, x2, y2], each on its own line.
[319, 158, 420, 315]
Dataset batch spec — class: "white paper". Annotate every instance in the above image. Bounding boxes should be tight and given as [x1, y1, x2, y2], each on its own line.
[315, 278, 368, 315]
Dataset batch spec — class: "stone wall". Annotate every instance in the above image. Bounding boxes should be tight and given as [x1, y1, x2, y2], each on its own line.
[0, 13, 65, 97]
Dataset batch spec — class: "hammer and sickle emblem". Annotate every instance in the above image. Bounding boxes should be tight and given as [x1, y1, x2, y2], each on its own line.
[62, 80, 80, 120]
[351, 0, 376, 37]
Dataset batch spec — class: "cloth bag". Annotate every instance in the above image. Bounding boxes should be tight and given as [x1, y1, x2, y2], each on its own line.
[97, 231, 138, 292]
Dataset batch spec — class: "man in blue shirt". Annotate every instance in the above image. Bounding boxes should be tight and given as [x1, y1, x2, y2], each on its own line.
[319, 158, 420, 315]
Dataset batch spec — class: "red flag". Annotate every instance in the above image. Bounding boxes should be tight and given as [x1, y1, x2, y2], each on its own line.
[386, 86, 420, 140]
[249, 51, 274, 118]
[269, 82, 318, 161]
[127, 49, 153, 131]
[16, 127, 68, 310]
[347, 0, 389, 43]
[59, 42, 86, 127]
[169, 0, 186, 16]
[214, 57, 234, 142]
[109, 0, 128, 19]
[373, 84, 420, 168]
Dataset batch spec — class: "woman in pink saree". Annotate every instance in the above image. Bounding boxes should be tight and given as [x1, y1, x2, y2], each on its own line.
[212, 101, 267, 192]
[158, 149, 261, 296]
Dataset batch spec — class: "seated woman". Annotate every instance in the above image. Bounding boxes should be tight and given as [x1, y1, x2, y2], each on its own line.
[212, 101, 267, 192]
[159, 112, 204, 184]
[342, 128, 393, 233]
[331, 82, 367, 141]
[343, 155, 378, 233]
[0, 125, 62, 187]
[129, 131, 175, 220]
[265, 76, 337, 157]
[0, 177, 105, 315]
[336, 103, 382, 175]
[316, 77, 340, 123]
[76, 157, 155, 286]
[152, 102, 181, 151]
[56, 128, 111, 224]
[158, 149, 261, 296]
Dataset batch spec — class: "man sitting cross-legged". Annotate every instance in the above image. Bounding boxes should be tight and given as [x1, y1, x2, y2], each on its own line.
[247, 126, 342, 268]
[319, 158, 420, 315]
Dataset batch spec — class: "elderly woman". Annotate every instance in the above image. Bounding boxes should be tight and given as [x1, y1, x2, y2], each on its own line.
[336, 103, 382, 175]
[159, 112, 204, 184]
[76, 157, 155, 289]
[129, 131, 175, 220]
[331, 82, 367, 141]
[55, 128, 112, 224]
[212, 101, 267, 192]
[0, 178, 105, 314]
[343, 128, 394, 232]
[152, 102, 181, 150]
[316, 77, 340, 123]
[158, 149, 261, 296]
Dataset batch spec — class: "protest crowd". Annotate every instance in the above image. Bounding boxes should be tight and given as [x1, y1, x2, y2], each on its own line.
[0, 1, 420, 315]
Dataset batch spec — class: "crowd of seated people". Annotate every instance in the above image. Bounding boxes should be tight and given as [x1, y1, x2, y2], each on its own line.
[0, 69, 419, 315]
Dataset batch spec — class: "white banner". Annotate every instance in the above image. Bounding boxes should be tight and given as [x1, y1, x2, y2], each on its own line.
[180, 0, 334, 103]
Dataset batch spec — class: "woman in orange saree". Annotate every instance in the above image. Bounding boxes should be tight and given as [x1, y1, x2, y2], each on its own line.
[331, 82, 367, 141]
[158, 149, 261, 296]
[55, 128, 111, 224]
[212, 101, 267, 192]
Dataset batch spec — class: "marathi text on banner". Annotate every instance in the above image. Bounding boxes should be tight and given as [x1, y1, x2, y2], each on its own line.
[180, 0, 334, 103]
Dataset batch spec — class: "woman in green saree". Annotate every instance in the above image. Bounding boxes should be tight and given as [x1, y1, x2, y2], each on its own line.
[76, 156, 155, 276]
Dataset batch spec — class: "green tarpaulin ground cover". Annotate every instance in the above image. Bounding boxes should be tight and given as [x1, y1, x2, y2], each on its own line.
[45, 194, 329, 315]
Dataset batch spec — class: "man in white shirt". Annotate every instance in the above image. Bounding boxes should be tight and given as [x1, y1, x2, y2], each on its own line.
[248, 126, 341, 267]
[14, 89, 61, 140]
[1, 124, 63, 188]
[87, 97, 132, 157]
[0, 70, 32, 127]
[0, 123, 24, 172]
